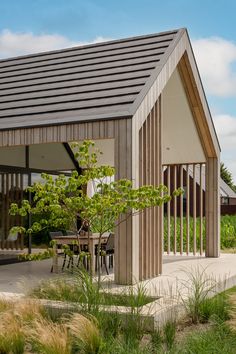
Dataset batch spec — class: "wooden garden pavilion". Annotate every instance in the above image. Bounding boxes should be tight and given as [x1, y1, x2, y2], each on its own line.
[0, 28, 220, 285]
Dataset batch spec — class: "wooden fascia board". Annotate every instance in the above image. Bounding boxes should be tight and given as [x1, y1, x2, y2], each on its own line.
[178, 52, 220, 158]
[178, 30, 220, 157]
[184, 31, 221, 156]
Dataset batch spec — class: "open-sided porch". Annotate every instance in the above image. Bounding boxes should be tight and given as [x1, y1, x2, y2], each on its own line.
[0, 28, 220, 286]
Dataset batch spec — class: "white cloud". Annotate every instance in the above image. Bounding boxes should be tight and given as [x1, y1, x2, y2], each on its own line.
[192, 37, 236, 181]
[192, 37, 236, 97]
[213, 114, 236, 182]
[0, 29, 110, 58]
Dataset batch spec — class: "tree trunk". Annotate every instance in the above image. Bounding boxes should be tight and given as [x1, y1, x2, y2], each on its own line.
[97, 232, 102, 285]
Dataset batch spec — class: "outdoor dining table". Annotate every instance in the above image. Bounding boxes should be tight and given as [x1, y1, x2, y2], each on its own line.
[51, 232, 110, 274]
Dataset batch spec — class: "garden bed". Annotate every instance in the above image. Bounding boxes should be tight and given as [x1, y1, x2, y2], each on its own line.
[2, 266, 236, 353]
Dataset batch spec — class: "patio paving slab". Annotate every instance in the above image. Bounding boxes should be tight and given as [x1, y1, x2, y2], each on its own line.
[103, 253, 236, 298]
[0, 258, 56, 293]
[1, 253, 236, 329]
[1, 253, 236, 297]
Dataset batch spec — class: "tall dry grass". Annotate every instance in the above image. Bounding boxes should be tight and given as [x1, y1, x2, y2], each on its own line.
[0, 306, 26, 353]
[67, 313, 102, 353]
[29, 318, 71, 354]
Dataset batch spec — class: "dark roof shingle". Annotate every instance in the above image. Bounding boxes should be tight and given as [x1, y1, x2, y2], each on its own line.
[0, 29, 181, 130]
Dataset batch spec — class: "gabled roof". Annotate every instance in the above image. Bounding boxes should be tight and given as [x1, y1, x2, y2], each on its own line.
[0, 29, 182, 130]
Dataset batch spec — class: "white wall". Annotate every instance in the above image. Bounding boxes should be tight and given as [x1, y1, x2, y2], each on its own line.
[162, 68, 206, 164]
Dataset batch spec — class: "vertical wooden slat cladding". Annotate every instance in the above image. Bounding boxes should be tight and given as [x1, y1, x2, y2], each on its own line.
[139, 128, 143, 279]
[139, 100, 162, 280]
[173, 165, 177, 254]
[0, 172, 25, 250]
[20, 174, 24, 249]
[163, 163, 207, 256]
[9, 174, 14, 250]
[0, 121, 116, 147]
[114, 119, 134, 285]
[193, 164, 197, 255]
[180, 165, 183, 254]
[186, 164, 190, 254]
[205, 157, 220, 257]
[200, 164, 203, 255]
[150, 108, 154, 276]
[167, 166, 171, 254]
[156, 96, 164, 274]
[0, 174, 4, 248]
[5, 174, 9, 249]
[146, 115, 151, 277]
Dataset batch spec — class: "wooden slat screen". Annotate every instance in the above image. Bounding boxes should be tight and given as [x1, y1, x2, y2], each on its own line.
[163, 163, 206, 255]
[0, 172, 26, 250]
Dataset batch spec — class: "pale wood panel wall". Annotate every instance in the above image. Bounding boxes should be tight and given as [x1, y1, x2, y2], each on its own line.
[138, 100, 162, 280]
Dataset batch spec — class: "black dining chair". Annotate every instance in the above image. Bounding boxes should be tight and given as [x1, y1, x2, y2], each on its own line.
[95, 233, 114, 275]
[64, 230, 89, 270]
[49, 231, 75, 271]
[64, 230, 80, 269]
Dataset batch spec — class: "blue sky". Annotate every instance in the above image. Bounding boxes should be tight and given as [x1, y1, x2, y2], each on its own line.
[0, 0, 236, 41]
[0, 0, 236, 180]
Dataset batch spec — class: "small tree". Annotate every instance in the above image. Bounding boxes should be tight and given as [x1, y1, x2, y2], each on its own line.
[10, 140, 182, 283]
